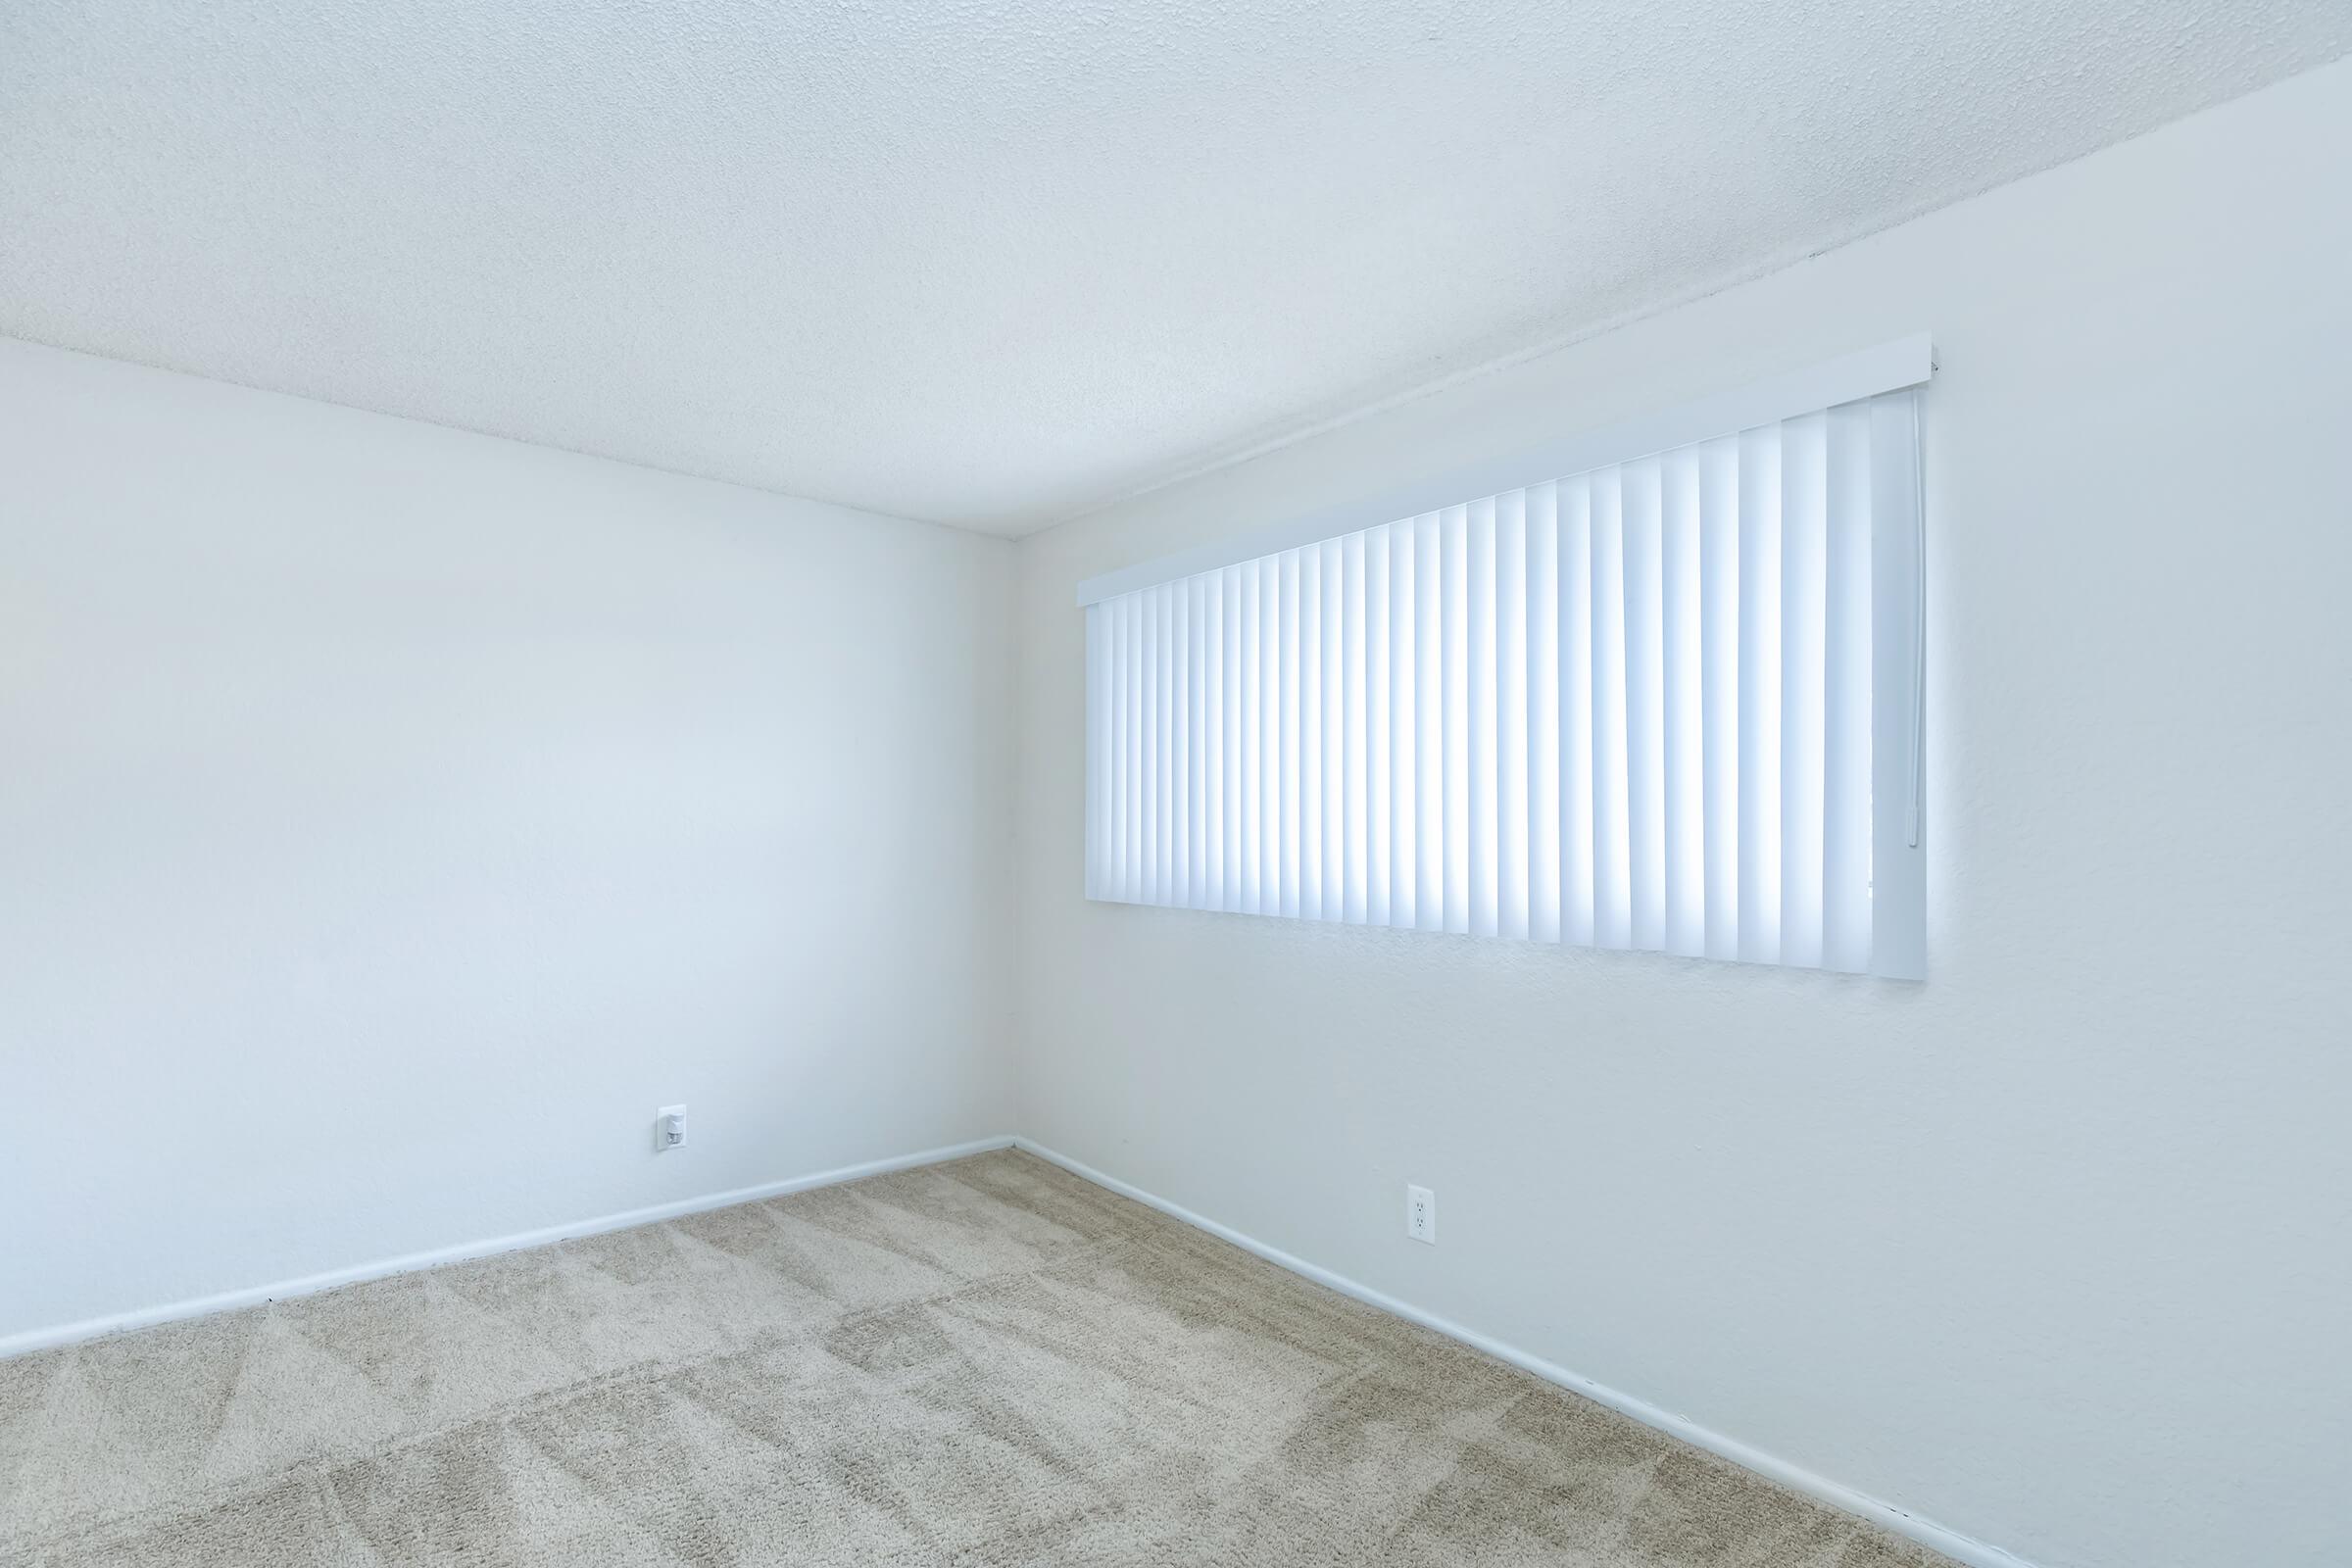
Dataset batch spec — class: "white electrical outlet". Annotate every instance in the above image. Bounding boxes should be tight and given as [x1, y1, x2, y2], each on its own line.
[657, 1104, 687, 1151]
[1406, 1184, 1436, 1245]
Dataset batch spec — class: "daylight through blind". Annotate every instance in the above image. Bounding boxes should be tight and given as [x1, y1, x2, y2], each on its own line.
[1082, 386, 1926, 977]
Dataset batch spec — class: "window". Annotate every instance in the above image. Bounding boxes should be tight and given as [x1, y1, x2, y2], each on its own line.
[1080, 338, 1929, 978]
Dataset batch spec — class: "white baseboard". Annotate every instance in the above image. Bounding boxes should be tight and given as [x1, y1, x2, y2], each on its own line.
[1012, 1137, 2037, 1568]
[0, 1136, 1016, 1361]
[4, 1129, 2035, 1568]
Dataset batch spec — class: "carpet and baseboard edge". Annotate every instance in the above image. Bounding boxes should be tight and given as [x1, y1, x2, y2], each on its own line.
[6, 1131, 2037, 1568]
[1010, 1137, 2038, 1568]
[0, 1135, 1019, 1361]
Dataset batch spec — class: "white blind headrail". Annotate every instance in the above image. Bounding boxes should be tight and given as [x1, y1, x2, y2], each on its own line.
[1082, 340, 1930, 979]
[1076, 334, 1932, 609]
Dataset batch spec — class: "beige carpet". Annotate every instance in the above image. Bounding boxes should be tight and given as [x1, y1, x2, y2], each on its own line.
[1, 1151, 1950, 1566]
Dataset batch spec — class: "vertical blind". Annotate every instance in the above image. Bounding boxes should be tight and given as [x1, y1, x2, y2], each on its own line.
[1081, 348, 1928, 978]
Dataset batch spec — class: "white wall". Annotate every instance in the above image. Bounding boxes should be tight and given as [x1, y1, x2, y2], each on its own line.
[0, 340, 1017, 1344]
[1013, 60, 2352, 1568]
[8, 52, 2346, 1568]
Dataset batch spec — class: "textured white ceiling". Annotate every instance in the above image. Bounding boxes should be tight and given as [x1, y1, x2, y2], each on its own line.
[3, 3, 2344, 534]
